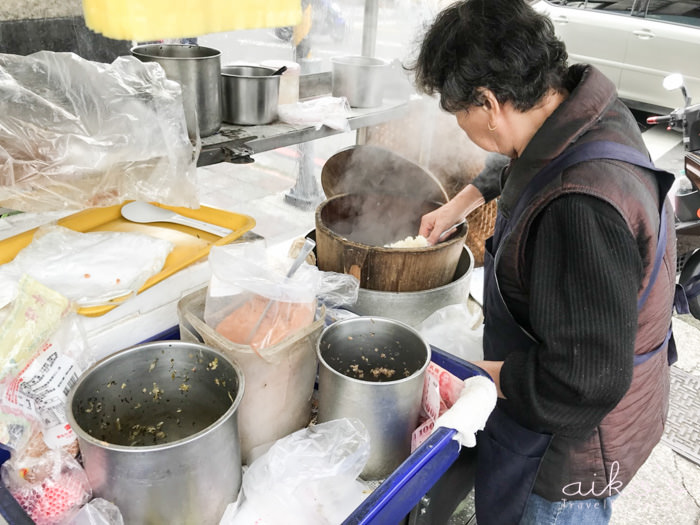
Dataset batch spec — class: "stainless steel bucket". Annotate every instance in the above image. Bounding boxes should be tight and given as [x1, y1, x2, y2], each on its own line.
[221, 65, 281, 125]
[316, 317, 430, 480]
[66, 341, 244, 525]
[132, 44, 222, 138]
[331, 56, 389, 108]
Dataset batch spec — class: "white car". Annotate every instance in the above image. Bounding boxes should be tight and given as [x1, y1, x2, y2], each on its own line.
[531, 0, 700, 114]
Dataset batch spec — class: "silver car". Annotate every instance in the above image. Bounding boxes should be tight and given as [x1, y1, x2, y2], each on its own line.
[531, 0, 700, 113]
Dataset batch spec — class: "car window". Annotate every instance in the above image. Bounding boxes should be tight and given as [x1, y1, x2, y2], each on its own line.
[645, 0, 700, 28]
[541, 0, 638, 14]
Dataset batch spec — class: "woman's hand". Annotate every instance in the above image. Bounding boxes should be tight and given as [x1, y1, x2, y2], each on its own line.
[471, 360, 505, 398]
[419, 184, 485, 245]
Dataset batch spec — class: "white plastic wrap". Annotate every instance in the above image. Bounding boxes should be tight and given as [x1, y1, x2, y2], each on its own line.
[277, 96, 352, 132]
[0, 51, 199, 212]
[221, 418, 371, 525]
[0, 225, 174, 310]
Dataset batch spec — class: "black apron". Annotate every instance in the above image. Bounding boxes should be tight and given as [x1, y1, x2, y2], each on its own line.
[474, 140, 678, 525]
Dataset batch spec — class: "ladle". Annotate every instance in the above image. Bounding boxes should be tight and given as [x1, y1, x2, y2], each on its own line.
[270, 65, 287, 76]
[120, 201, 232, 237]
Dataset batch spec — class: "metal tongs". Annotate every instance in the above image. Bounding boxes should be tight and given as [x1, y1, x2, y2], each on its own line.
[244, 238, 316, 348]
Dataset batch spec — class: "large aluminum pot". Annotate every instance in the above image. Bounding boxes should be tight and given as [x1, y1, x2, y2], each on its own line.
[132, 44, 222, 138]
[66, 341, 244, 525]
[351, 245, 474, 326]
[316, 317, 430, 480]
[315, 193, 468, 292]
[221, 65, 281, 125]
[331, 55, 389, 108]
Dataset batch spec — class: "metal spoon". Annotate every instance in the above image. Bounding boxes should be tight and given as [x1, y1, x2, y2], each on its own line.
[121, 201, 232, 237]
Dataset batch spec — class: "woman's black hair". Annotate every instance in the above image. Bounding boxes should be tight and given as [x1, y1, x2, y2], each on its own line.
[408, 0, 569, 113]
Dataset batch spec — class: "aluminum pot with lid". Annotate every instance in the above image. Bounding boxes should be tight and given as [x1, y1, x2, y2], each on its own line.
[132, 44, 222, 138]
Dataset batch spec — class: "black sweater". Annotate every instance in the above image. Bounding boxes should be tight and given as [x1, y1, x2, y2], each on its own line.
[472, 154, 642, 438]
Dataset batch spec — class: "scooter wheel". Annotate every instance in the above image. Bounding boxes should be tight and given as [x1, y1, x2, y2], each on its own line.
[679, 249, 700, 320]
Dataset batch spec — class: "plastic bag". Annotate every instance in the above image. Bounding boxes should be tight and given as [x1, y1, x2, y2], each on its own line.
[0, 51, 199, 212]
[417, 303, 484, 362]
[278, 96, 351, 132]
[220, 418, 371, 525]
[0, 276, 94, 451]
[0, 225, 174, 310]
[2, 449, 91, 525]
[205, 241, 323, 351]
[68, 498, 124, 525]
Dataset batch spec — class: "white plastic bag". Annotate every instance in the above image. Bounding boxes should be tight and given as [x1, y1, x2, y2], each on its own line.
[417, 303, 484, 361]
[0, 225, 174, 310]
[0, 51, 199, 211]
[205, 241, 322, 351]
[68, 498, 124, 525]
[221, 418, 371, 525]
[278, 96, 351, 132]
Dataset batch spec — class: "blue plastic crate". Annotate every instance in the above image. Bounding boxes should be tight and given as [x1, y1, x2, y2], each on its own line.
[0, 337, 487, 525]
[344, 345, 489, 525]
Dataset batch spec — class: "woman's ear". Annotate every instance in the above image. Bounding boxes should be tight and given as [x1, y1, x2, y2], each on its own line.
[479, 88, 499, 112]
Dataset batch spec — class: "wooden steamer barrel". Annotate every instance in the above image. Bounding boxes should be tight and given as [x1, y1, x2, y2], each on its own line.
[315, 192, 468, 292]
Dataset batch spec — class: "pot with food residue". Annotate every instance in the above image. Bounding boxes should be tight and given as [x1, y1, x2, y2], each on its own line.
[66, 340, 244, 525]
[316, 316, 430, 480]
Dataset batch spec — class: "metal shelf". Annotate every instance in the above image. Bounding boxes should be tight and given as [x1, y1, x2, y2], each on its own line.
[197, 72, 409, 166]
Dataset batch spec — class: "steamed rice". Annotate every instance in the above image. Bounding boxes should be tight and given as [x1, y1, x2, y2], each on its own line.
[385, 235, 430, 248]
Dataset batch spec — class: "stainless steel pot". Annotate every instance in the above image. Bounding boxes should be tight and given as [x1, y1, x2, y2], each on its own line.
[221, 65, 281, 125]
[132, 44, 222, 138]
[66, 341, 244, 525]
[316, 317, 430, 480]
[331, 56, 389, 108]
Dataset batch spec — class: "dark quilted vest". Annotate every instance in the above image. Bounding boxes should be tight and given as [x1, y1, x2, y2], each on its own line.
[496, 138, 675, 501]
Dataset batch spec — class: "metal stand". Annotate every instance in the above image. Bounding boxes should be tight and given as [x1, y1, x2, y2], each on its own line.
[285, 142, 325, 210]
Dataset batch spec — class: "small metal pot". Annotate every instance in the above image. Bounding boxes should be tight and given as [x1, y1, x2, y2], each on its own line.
[66, 341, 245, 525]
[132, 44, 222, 138]
[221, 65, 281, 125]
[316, 317, 430, 480]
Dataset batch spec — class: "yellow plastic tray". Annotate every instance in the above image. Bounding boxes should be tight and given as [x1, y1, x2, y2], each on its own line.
[0, 202, 256, 317]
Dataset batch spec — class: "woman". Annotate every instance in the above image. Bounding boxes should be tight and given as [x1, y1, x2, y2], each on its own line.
[411, 1, 678, 524]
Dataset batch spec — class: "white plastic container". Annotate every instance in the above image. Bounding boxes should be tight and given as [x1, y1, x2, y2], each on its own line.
[261, 59, 300, 105]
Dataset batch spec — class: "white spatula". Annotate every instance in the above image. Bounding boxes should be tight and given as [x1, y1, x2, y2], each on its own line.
[121, 201, 232, 237]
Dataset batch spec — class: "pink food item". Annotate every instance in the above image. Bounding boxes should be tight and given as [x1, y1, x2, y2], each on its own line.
[12, 467, 90, 525]
[216, 295, 314, 350]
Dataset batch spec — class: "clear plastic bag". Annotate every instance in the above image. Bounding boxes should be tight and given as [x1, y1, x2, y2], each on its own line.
[277, 96, 351, 132]
[2, 449, 91, 525]
[220, 418, 371, 525]
[0, 51, 199, 212]
[0, 225, 174, 310]
[0, 276, 94, 451]
[205, 241, 321, 352]
[68, 498, 124, 525]
[417, 303, 484, 362]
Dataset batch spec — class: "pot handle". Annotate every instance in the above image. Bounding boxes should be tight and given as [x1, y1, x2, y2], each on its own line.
[343, 247, 368, 283]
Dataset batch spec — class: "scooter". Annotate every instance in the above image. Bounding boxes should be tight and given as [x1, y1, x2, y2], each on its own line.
[274, 0, 348, 44]
[647, 74, 700, 319]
